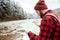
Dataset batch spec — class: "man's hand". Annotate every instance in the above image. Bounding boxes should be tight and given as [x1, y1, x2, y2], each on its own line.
[24, 30, 31, 34]
[19, 29, 30, 34]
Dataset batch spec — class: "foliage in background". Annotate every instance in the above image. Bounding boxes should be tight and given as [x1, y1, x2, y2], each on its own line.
[0, 0, 28, 21]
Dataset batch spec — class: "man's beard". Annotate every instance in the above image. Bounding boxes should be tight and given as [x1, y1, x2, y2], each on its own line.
[39, 12, 44, 18]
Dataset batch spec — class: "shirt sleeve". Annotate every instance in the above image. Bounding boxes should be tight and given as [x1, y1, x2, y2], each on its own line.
[28, 16, 54, 40]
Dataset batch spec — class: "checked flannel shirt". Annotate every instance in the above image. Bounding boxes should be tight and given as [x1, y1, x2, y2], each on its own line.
[28, 10, 60, 40]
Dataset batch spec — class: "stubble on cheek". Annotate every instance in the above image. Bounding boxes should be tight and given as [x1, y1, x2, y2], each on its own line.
[40, 12, 44, 18]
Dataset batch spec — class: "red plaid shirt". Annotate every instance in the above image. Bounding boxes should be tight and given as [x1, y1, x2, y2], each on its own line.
[28, 10, 60, 40]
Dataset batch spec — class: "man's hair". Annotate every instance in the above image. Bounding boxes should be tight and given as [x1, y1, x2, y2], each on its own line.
[34, 1, 48, 11]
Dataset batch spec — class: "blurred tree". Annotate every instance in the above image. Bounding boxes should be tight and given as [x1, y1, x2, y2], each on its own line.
[0, 0, 27, 21]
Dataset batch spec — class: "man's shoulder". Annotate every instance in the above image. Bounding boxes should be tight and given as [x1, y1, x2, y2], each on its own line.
[43, 15, 53, 20]
[43, 15, 58, 22]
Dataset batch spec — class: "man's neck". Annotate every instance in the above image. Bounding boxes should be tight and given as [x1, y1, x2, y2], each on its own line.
[41, 9, 48, 14]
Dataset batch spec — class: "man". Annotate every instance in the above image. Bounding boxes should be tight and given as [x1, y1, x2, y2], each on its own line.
[25, 0, 60, 40]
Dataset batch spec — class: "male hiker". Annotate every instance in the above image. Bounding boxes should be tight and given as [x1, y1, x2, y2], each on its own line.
[25, 0, 60, 40]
